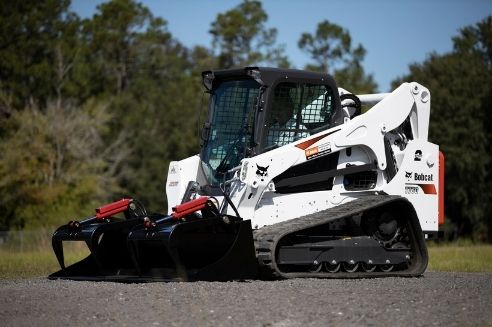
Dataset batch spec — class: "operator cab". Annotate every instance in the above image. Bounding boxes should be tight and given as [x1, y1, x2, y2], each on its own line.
[200, 67, 342, 186]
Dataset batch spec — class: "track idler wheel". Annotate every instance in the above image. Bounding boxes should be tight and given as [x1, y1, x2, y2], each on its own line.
[309, 262, 323, 273]
[342, 261, 359, 273]
[324, 261, 341, 273]
[379, 264, 394, 272]
[361, 261, 376, 272]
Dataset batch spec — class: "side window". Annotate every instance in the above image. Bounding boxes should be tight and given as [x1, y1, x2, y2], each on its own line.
[266, 83, 301, 148]
[265, 83, 333, 149]
[300, 84, 333, 131]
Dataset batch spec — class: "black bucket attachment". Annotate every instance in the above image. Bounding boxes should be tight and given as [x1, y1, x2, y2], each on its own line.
[50, 198, 146, 280]
[127, 197, 258, 281]
[50, 197, 258, 282]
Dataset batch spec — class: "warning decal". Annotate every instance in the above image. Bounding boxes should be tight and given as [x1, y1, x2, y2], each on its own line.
[305, 142, 332, 160]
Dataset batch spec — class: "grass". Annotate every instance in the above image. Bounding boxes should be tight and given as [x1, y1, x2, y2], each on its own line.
[0, 243, 89, 279]
[0, 238, 491, 279]
[427, 243, 492, 272]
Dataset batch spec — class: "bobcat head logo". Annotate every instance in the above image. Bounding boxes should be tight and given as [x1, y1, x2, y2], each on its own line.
[405, 171, 412, 180]
[256, 164, 269, 179]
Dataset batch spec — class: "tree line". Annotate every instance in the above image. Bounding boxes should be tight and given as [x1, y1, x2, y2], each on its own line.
[0, 0, 490, 241]
[393, 17, 492, 241]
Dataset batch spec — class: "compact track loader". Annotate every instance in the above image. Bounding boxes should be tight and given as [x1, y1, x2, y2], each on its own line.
[50, 67, 444, 281]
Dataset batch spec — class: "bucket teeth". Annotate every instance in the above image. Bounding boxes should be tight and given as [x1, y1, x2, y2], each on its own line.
[50, 218, 142, 279]
[50, 214, 258, 282]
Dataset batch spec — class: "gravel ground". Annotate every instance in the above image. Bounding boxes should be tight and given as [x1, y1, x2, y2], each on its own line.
[0, 272, 491, 327]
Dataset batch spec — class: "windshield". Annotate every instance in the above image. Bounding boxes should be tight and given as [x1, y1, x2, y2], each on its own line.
[201, 79, 260, 185]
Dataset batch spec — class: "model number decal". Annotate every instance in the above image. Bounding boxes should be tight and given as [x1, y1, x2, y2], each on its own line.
[405, 183, 437, 195]
[405, 186, 419, 194]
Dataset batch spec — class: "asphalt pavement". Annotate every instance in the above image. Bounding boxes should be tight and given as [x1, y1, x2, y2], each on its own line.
[0, 272, 491, 326]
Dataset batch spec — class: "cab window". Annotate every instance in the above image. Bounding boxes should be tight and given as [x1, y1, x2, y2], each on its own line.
[265, 82, 333, 149]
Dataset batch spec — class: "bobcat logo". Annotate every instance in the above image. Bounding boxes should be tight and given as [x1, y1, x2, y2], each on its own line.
[256, 164, 269, 181]
[405, 171, 412, 180]
[169, 165, 177, 174]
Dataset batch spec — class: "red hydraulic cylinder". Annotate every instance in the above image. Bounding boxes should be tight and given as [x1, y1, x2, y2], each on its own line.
[95, 198, 132, 220]
[172, 197, 209, 219]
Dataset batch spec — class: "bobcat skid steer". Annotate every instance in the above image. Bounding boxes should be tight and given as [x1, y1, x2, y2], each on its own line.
[50, 67, 444, 281]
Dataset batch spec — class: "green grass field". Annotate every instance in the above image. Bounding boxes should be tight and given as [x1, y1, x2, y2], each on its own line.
[0, 243, 89, 279]
[427, 243, 492, 272]
[0, 241, 491, 279]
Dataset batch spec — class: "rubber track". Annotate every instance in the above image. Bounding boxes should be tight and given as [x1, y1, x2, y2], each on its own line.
[253, 195, 428, 279]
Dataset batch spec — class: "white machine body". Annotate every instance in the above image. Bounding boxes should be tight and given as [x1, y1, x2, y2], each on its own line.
[166, 82, 442, 235]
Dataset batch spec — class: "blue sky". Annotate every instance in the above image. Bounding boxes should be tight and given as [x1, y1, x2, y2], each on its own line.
[72, 0, 492, 92]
